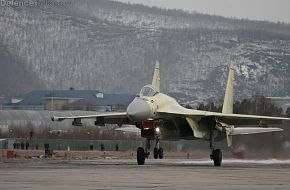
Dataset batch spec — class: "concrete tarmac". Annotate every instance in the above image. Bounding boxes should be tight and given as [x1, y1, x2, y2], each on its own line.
[1, 159, 290, 190]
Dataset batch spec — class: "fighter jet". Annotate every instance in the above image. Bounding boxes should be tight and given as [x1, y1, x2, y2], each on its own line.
[52, 61, 290, 166]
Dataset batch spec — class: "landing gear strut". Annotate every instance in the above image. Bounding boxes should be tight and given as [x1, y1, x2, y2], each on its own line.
[209, 130, 222, 166]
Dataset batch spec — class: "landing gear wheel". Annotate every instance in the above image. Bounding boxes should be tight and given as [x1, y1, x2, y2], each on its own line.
[212, 149, 222, 166]
[137, 147, 146, 165]
[153, 148, 158, 159]
[158, 148, 164, 159]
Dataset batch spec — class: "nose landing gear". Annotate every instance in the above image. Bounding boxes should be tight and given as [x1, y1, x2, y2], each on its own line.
[153, 147, 164, 159]
[153, 136, 163, 159]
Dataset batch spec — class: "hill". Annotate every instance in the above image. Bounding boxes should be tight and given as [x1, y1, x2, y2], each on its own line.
[0, 0, 290, 103]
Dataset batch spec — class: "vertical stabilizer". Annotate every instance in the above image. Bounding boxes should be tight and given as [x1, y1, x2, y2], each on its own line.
[152, 61, 160, 91]
[222, 60, 235, 147]
[222, 60, 235, 114]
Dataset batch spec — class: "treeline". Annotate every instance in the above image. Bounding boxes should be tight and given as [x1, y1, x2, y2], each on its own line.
[195, 96, 288, 117]
[63, 0, 290, 33]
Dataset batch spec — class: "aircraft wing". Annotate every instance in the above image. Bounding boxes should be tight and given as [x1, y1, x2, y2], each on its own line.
[51, 112, 132, 126]
[157, 105, 290, 125]
[207, 112, 290, 125]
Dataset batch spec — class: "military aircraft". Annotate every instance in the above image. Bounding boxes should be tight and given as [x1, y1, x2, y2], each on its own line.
[52, 61, 290, 166]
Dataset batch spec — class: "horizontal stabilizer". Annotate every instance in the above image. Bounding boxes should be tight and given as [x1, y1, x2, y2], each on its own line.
[229, 127, 283, 136]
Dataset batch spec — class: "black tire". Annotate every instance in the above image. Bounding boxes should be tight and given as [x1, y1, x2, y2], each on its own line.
[158, 147, 164, 159]
[213, 149, 222, 166]
[137, 147, 145, 165]
[153, 148, 158, 159]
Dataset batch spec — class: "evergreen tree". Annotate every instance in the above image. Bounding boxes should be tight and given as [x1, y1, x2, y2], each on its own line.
[286, 107, 290, 118]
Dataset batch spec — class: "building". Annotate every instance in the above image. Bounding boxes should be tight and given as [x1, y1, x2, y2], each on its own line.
[3, 89, 134, 111]
[266, 96, 290, 112]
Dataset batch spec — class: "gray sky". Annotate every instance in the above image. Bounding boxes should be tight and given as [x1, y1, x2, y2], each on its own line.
[115, 0, 290, 23]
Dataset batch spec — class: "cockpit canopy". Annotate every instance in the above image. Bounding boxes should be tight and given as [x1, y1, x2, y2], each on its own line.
[139, 85, 159, 97]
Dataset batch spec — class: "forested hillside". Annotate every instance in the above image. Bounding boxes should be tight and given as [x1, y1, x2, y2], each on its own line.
[0, 0, 290, 104]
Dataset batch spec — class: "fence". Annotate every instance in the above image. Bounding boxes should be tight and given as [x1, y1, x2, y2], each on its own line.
[9, 138, 216, 152]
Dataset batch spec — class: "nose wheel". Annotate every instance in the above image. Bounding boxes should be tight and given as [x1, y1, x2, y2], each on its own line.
[153, 147, 164, 159]
[158, 147, 164, 159]
[153, 137, 163, 159]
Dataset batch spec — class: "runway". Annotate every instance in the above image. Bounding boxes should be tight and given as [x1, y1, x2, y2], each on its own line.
[1, 159, 290, 190]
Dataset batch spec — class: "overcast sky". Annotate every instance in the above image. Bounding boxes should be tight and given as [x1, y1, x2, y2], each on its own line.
[115, 0, 290, 23]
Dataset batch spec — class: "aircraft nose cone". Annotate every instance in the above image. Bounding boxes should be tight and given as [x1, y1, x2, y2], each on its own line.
[127, 99, 150, 122]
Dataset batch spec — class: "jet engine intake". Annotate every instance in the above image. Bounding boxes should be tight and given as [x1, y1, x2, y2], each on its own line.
[72, 118, 82, 126]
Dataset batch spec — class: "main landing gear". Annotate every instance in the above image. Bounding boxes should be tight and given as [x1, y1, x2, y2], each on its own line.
[209, 131, 222, 166]
[137, 138, 163, 165]
[137, 139, 150, 165]
[137, 147, 146, 165]
[211, 149, 222, 166]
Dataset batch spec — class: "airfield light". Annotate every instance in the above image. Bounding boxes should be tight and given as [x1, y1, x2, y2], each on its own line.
[155, 127, 160, 133]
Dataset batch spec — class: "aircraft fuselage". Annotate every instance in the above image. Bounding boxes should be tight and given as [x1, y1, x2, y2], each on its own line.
[127, 86, 224, 141]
